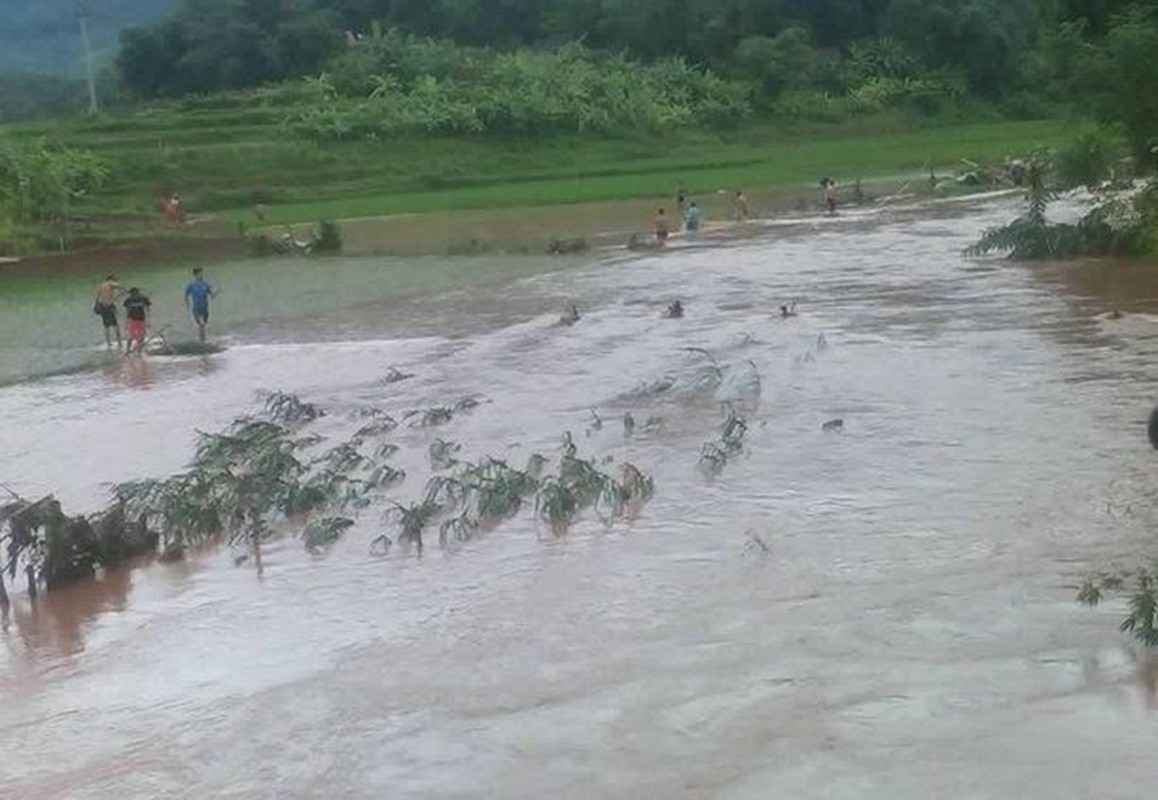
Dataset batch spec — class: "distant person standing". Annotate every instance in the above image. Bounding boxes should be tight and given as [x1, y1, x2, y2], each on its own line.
[734, 190, 750, 223]
[676, 185, 688, 223]
[164, 193, 185, 224]
[184, 267, 216, 342]
[93, 274, 124, 350]
[654, 208, 670, 247]
[123, 287, 152, 355]
[821, 178, 838, 215]
[684, 201, 702, 240]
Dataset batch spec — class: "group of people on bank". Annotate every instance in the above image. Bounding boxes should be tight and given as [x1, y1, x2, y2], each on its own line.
[93, 268, 216, 354]
[653, 187, 752, 246]
[652, 181, 838, 246]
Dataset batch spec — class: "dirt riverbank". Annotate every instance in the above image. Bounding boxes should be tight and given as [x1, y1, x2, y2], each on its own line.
[3, 175, 958, 275]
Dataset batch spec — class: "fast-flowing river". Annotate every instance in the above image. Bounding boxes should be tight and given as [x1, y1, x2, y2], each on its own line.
[2, 194, 1157, 798]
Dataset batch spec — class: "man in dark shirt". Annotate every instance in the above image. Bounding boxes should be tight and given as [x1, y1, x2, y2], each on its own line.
[123, 287, 152, 355]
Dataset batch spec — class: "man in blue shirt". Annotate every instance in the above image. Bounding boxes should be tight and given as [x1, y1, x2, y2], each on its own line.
[184, 267, 216, 342]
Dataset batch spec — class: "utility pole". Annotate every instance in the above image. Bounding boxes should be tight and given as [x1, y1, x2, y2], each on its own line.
[76, 0, 99, 114]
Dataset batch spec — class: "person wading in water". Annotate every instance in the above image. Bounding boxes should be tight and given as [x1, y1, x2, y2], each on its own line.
[184, 267, 216, 342]
[655, 208, 670, 247]
[123, 287, 152, 356]
[93, 274, 124, 350]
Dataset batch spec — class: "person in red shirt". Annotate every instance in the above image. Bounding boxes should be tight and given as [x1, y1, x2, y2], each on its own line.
[123, 287, 152, 355]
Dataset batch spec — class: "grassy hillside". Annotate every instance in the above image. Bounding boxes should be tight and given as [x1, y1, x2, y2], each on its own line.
[3, 97, 1069, 233]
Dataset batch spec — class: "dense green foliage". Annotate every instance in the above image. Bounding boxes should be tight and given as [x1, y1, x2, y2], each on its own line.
[281, 37, 749, 140]
[111, 0, 1158, 106]
[0, 137, 109, 253]
[967, 144, 1157, 260]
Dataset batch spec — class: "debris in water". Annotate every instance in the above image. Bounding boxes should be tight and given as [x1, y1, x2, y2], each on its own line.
[587, 408, 603, 436]
[559, 304, 581, 326]
[822, 419, 844, 433]
[146, 340, 224, 357]
[744, 531, 772, 556]
[369, 534, 393, 557]
[382, 367, 415, 384]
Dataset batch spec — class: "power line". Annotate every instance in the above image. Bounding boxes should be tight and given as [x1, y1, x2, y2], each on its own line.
[76, 0, 99, 114]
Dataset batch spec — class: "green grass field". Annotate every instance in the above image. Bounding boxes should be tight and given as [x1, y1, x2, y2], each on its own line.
[4, 98, 1071, 234]
[237, 120, 1069, 226]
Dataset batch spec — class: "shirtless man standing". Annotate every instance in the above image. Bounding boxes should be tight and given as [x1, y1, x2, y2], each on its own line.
[94, 274, 124, 350]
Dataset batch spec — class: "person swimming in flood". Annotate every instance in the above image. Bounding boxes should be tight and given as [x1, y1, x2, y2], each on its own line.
[664, 300, 684, 318]
[779, 302, 798, 318]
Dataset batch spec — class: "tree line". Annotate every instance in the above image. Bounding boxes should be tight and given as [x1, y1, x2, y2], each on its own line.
[116, 0, 1156, 101]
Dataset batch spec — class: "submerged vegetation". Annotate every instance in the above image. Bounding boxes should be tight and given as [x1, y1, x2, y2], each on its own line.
[0, 331, 777, 603]
[698, 406, 750, 476]
[1078, 568, 1158, 646]
[0, 377, 677, 604]
[966, 143, 1157, 260]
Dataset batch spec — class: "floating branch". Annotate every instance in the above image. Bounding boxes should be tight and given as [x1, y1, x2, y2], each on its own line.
[302, 517, 355, 555]
[429, 438, 462, 471]
[261, 391, 325, 422]
[382, 368, 415, 384]
[1078, 567, 1158, 647]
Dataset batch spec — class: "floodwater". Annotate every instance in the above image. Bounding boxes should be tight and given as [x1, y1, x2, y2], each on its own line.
[3, 195, 1158, 798]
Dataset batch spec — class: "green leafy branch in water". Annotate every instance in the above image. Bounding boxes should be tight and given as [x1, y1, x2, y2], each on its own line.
[111, 394, 408, 569]
[698, 406, 749, 476]
[0, 484, 164, 607]
[966, 136, 1157, 260]
[302, 517, 355, 555]
[1078, 566, 1158, 647]
[535, 433, 654, 535]
[261, 390, 325, 422]
[355, 415, 399, 439]
[406, 406, 454, 427]
[429, 438, 462, 471]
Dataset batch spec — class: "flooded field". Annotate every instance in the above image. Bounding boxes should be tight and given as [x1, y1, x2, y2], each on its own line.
[2, 195, 1158, 798]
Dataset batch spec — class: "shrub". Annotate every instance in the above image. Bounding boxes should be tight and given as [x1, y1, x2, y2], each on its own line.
[1052, 130, 1118, 190]
[313, 220, 342, 253]
[284, 38, 752, 141]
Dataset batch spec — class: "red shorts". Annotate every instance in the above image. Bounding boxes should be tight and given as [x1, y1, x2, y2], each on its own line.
[126, 319, 147, 341]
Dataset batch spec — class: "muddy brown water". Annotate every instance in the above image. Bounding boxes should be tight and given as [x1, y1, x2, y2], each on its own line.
[2, 194, 1158, 798]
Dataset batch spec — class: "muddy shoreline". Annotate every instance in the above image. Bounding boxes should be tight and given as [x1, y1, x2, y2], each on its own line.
[2, 175, 966, 276]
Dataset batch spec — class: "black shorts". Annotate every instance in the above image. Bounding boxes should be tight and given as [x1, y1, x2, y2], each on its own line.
[95, 303, 117, 328]
[192, 306, 209, 324]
